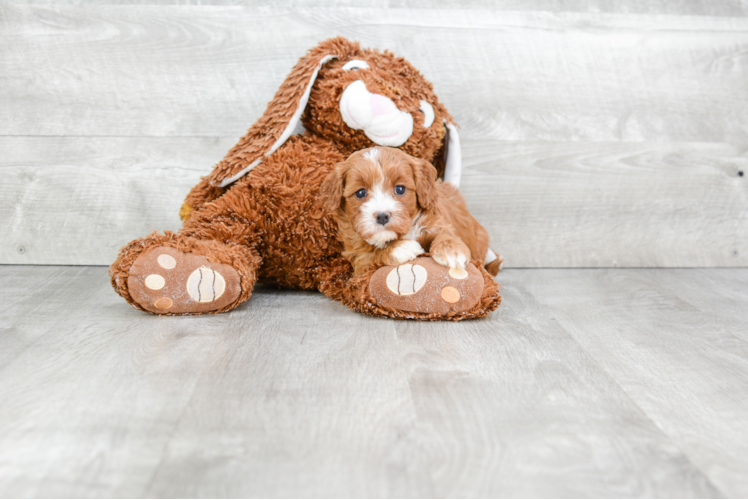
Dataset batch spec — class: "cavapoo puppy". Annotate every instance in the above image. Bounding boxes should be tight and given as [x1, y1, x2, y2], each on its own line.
[321, 146, 502, 276]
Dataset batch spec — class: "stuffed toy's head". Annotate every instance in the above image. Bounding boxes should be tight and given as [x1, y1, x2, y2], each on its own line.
[320, 146, 438, 248]
[213, 36, 462, 189]
[302, 38, 453, 159]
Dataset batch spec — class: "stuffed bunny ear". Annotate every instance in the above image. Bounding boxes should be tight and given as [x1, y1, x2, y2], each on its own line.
[442, 120, 462, 188]
[182, 38, 363, 218]
[208, 53, 338, 188]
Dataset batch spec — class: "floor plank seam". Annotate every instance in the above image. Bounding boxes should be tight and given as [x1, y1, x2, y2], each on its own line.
[0, 269, 103, 377]
[544, 307, 730, 497]
[137, 325, 232, 498]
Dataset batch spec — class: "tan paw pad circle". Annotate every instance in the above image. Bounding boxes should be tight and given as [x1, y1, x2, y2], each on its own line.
[448, 268, 468, 279]
[145, 274, 165, 290]
[386, 264, 427, 296]
[157, 254, 177, 269]
[441, 286, 461, 303]
[154, 297, 173, 310]
[187, 267, 226, 303]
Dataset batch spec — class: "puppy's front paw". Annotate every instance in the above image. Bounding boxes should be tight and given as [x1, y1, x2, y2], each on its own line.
[431, 240, 470, 270]
[390, 239, 425, 265]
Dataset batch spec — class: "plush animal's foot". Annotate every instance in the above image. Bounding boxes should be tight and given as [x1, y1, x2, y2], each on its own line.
[126, 246, 242, 314]
[368, 256, 488, 317]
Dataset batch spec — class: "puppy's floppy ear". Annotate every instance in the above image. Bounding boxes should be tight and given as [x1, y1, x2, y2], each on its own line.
[319, 162, 347, 213]
[411, 157, 439, 211]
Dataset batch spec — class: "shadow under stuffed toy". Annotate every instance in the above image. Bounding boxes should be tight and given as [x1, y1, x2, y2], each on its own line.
[110, 36, 502, 320]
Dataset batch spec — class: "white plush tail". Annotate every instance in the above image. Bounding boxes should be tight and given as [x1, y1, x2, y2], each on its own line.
[484, 248, 503, 276]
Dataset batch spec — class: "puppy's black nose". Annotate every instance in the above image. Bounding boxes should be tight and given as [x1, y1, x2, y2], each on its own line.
[375, 212, 391, 225]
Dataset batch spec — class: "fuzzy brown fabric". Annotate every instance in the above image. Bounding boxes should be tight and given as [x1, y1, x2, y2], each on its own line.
[109, 36, 501, 320]
[110, 230, 260, 315]
[126, 246, 243, 314]
[369, 257, 486, 316]
[317, 254, 501, 321]
[181, 37, 453, 219]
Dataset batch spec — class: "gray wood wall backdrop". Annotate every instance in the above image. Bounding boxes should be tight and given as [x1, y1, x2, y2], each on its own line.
[2, 1, 747, 267]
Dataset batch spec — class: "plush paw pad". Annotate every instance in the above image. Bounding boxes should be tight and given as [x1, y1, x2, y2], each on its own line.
[186, 267, 227, 302]
[385, 263, 428, 295]
[369, 256, 485, 315]
[127, 247, 241, 314]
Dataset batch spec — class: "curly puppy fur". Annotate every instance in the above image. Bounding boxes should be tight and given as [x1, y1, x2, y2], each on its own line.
[110, 36, 501, 320]
[320, 147, 496, 277]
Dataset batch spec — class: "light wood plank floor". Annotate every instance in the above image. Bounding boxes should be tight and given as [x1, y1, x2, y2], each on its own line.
[0, 265, 746, 498]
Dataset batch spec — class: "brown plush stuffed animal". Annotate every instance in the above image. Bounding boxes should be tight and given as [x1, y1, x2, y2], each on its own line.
[109, 37, 502, 320]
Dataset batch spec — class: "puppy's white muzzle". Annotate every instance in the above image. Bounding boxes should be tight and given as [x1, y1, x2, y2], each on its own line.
[339, 80, 413, 147]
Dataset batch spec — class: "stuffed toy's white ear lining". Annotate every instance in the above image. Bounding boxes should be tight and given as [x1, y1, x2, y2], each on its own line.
[419, 100, 435, 128]
[267, 54, 338, 156]
[217, 157, 262, 187]
[443, 121, 462, 188]
[217, 54, 338, 188]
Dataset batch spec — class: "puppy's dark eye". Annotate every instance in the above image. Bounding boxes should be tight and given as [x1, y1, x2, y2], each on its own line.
[355, 188, 367, 199]
[394, 185, 406, 195]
